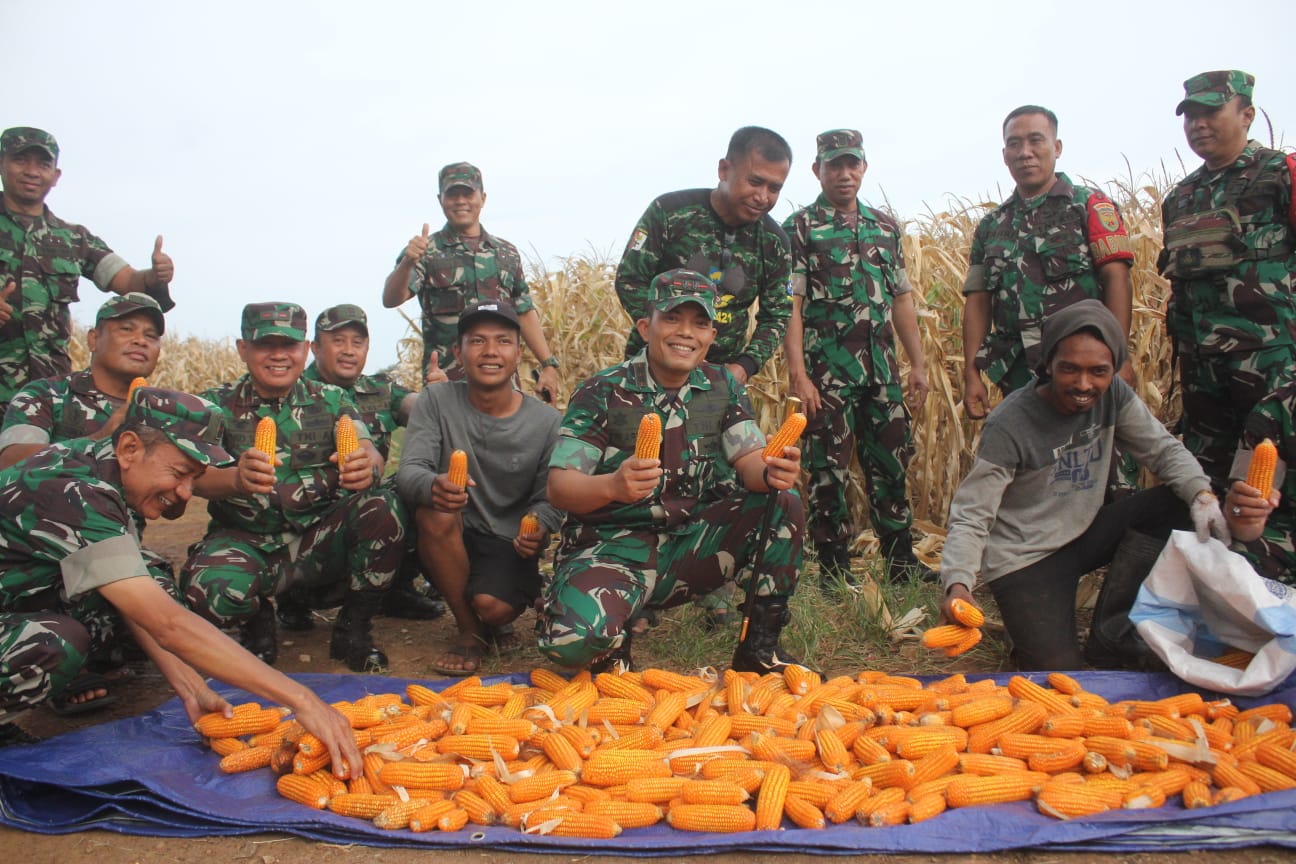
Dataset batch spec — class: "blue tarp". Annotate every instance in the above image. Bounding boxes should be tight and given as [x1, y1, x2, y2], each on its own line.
[1, 671, 1294, 854]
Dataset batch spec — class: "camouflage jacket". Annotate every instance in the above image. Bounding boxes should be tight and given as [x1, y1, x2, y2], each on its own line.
[967, 173, 1133, 382]
[0, 369, 119, 453]
[397, 224, 535, 375]
[783, 195, 911, 386]
[550, 351, 765, 539]
[0, 202, 129, 406]
[302, 363, 409, 461]
[615, 189, 791, 372]
[1235, 378, 1296, 584]
[0, 437, 148, 609]
[200, 375, 370, 537]
[1162, 141, 1296, 354]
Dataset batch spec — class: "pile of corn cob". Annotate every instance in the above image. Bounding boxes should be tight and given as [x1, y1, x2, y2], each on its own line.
[198, 666, 1296, 836]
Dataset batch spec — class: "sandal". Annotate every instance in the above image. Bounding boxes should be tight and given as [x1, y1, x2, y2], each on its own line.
[489, 623, 522, 655]
[48, 672, 118, 716]
[629, 609, 659, 635]
[431, 640, 486, 677]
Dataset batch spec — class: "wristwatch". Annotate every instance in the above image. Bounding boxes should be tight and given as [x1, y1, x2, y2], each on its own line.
[538, 356, 560, 370]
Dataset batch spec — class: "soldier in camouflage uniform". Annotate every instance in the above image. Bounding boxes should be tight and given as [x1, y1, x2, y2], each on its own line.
[539, 269, 806, 673]
[1161, 71, 1296, 487]
[0, 387, 367, 773]
[783, 130, 933, 586]
[962, 106, 1134, 419]
[182, 303, 404, 672]
[1221, 377, 1294, 585]
[0, 127, 177, 414]
[382, 162, 561, 401]
[615, 127, 793, 385]
[274, 304, 447, 625]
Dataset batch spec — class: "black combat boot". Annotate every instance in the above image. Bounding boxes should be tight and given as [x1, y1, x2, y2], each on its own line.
[330, 591, 388, 672]
[379, 566, 449, 621]
[589, 631, 634, 674]
[880, 531, 937, 583]
[0, 723, 41, 747]
[815, 540, 856, 594]
[239, 600, 278, 665]
[731, 595, 808, 674]
[275, 585, 314, 631]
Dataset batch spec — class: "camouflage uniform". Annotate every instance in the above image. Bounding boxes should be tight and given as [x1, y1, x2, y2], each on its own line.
[0, 369, 120, 451]
[1231, 378, 1296, 584]
[1162, 139, 1296, 485]
[0, 612, 88, 722]
[180, 375, 405, 626]
[967, 173, 1134, 392]
[302, 363, 409, 462]
[615, 189, 792, 373]
[784, 193, 915, 548]
[537, 351, 805, 668]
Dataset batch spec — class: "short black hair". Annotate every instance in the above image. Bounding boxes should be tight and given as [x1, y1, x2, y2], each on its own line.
[726, 126, 792, 165]
[1003, 105, 1059, 136]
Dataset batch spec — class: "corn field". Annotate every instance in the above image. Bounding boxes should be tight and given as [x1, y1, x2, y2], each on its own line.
[72, 172, 1182, 537]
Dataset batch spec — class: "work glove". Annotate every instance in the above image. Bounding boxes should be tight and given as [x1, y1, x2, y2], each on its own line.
[1190, 490, 1231, 544]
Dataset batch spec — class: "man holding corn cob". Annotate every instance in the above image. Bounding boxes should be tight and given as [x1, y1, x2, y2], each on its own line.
[396, 298, 562, 676]
[0, 388, 364, 776]
[783, 129, 933, 586]
[1224, 392, 1291, 584]
[941, 300, 1227, 671]
[181, 303, 405, 673]
[540, 268, 806, 673]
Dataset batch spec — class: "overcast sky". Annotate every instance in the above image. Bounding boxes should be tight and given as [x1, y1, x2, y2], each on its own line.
[8, 0, 1292, 370]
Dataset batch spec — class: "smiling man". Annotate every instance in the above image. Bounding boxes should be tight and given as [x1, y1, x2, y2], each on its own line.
[1161, 71, 1296, 487]
[538, 269, 806, 674]
[962, 107, 1134, 420]
[940, 301, 1227, 671]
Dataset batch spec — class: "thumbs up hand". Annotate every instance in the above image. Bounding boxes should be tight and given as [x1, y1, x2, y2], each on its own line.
[424, 351, 449, 386]
[404, 223, 430, 264]
[0, 279, 17, 327]
[151, 235, 174, 284]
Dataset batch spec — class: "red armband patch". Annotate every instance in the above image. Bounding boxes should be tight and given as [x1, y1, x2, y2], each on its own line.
[1286, 153, 1296, 231]
[1085, 192, 1134, 266]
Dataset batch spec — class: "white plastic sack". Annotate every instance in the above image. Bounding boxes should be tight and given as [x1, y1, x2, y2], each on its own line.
[1130, 530, 1296, 696]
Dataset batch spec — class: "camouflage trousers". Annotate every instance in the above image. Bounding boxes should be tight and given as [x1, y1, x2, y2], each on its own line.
[0, 613, 89, 722]
[1178, 345, 1296, 488]
[804, 379, 912, 548]
[538, 488, 804, 667]
[181, 488, 405, 627]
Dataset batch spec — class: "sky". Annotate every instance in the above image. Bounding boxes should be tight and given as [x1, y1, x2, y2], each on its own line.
[8, 0, 1293, 370]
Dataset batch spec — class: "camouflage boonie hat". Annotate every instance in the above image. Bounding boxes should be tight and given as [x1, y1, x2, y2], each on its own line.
[1176, 70, 1255, 116]
[1, 126, 58, 160]
[439, 162, 483, 195]
[650, 269, 717, 318]
[241, 302, 307, 342]
[315, 303, 368, 336]
[95, 292, 165, 335]
[817, 129, 865, 163]
[458, 297, 521, 334]
[127, 387, 233, 467]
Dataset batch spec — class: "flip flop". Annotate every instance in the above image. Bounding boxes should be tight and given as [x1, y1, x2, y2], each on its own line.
[431, 641, 486, 677]
[489, 623, 522, 655]
[629, 609, 659, 635]
[48, 672, 118, 716]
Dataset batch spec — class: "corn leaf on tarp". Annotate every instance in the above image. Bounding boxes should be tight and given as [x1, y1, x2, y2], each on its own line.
[0, 672, 1294, 854]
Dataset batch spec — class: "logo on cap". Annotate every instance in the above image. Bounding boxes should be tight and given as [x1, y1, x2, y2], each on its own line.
[650, 269, 718, 318]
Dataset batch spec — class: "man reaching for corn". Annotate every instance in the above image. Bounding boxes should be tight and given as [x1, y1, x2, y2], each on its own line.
[538, 269, 807, 673]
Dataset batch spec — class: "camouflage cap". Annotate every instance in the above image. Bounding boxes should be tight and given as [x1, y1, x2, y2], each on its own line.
[439, 162, 483, 195]
[650, 269, 717, 318]
[241, 302, 307, 342]
[458, 297, 521, 334]
[1176, 70, 1255, 116]
[126, 387, 233, 467]
[817, 129, 865, 163]
[95, 292, 165, 336]
[315, 303, 368, 336]
[0, 126, 58, 160]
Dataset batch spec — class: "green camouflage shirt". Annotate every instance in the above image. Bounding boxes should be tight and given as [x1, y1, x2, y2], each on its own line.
[0, 202, 129, 406]
[615, 189, 792, 371]
[200, 375, 370, 539]
[0, 369, 119, 453]
[1162, 141, 1296, 354]
[302, 363, 409, 461]
[397, 224, 535, 375]
[1235, 378, 1296, 584]
[0, 437, 147, 608]
[966, 173, 1133, 384]
[784, 195, 911, 386]
[550, 352, 765, 538]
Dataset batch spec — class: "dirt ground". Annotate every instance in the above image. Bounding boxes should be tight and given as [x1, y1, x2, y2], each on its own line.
[4, 503, 1294, 863]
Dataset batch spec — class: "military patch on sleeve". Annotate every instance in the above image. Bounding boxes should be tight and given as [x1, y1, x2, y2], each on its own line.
[1286, 153, 1296, 230]
[1085, 193, 1133, 264]
[629, 228, 648, 252]
[1091, 199, 1120, 233]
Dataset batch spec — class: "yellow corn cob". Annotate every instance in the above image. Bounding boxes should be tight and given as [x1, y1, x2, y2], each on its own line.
[823, 780, 875, 824]
[1036, 780, 1122, 819]
[526, 812, 622, 839]
[518, 512, 542, 539]
[1122, 783, 1167, 810]
[1234, 702, 1293, 725]
[333, 703, 392, 729]
[692, 714, 733, 749]
[292, 750, 332, 776]
[909, 744, 960, 787]
[785, 780, 838, 809]
[408, 799, 458, 833]
[528, 667, 568, 693]
[626, 776, 688, 804]
[454, 683, 516, 707]
[451, 789, 497, 825]
[635, 412, 662, 460]
[1081, 715, 1134, 738]
[1182, 779, 1213, 809]
[593, 671, 655, 703]
[762, 411, 807, 459]
[254, 416, 277, 461]
[507, 769, 579, 804]
[276, 774, 330, 809]
[967, 702, 1048, 753]
[436, 807, 470, 832]
[920, 624, 970, 649]
[596, 725, 663, 752]
[753, 763, 789, 831]
[997, 732, 1071, 760]
[195, 707, 284, 738]
[667, 803, 756, 833]
[500, 691, 528, 720]
[680, 780, 750, 805]
[892, 727, 968, 760]
[1213, 786, 1252, 805]
[584, 800, 664, 829]
[446, 449, 469, 489]
[538, 732, 584, 774]
[377, 761, 466, 791]
[1130, 766, 1193, 798]
[582, 749, 670, 787]
[944, 627, 983, 657]
[1027, 740, 1088, 774]
[946, 772, 1048, 808]
[646, 691, 689, 730]
[783, 664, 820, 696]
[814, 728, 851, 774]
[1247, 438, 1278, 492]
[908, 792, 947, 824]
[1046, 672, 1083, 695]
[556, 724, 600, 758]
[1211, 760, 1263, 796]
[435, 734, 520, 762]
[1256, 741, 1296, 780]
[563, 785, 611, 805]
[959, 753, 1030, 775]
[641, 668, 706, 693]
[126, 376, 148, 402]
[948, 598, 985, 628]
[864, 799, 910, 827]
[1238, 760, 1296, 793]
[328, 793, 399, 819]
[949, 695, 1012, 729]
[404, 683, 449, 709]
[851, 734, 892, 766]
[208, 737, 248, 757]
[334, 417, 358, 466]
[248, 718, 300, 749]
[219, 745, 275, 774]
[783, 795, 827, 829]
[346, 776, 372, 796]
[854, 786, 906, 820]
[310, 769, 347, 798]
[1008, 676, 1078, 716]
[853, 759, 915, 791]
[1040, 714, 1087, 738]
[373, 797, 433, 830]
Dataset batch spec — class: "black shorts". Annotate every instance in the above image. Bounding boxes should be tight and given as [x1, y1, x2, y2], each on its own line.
[465, 528, 541, 610]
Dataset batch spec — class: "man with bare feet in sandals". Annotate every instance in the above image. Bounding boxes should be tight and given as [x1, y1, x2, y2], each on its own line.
[395, 299, 562, 676]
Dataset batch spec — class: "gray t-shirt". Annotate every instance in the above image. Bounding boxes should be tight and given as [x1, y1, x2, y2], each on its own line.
[940, 379, 1210, 591]
[395, 382, 563, 540]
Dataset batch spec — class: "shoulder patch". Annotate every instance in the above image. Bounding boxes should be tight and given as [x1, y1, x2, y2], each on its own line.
[629, 228, 648, 252]
[1091, 199, 1120, 233]
[1286, 153, 1296, 230]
